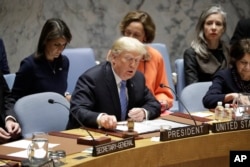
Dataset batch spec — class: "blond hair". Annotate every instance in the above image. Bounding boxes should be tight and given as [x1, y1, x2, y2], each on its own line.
[107, 37, 147, 61]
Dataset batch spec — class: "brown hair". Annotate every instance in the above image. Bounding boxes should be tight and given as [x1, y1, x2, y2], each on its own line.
[230, 38, 250, 66]
[120, 10, 155, 43]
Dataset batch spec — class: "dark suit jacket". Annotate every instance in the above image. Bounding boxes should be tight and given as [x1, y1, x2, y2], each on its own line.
[0, 71, 16, 129]
[0, 38, 10, 74]
[230, 18, 250, 45]
[66, 61, 161, 129]
[202, 68, 241, 109]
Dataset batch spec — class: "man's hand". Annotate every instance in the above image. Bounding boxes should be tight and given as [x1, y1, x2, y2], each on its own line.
[159, 100, 168, 112]
[99, 115, 117, 129]
[128, 108, 145, 122]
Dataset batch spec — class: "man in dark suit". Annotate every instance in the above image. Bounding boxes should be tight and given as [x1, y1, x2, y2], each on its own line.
[0, 71, 21, 143]
[67, 37, 161, 130]
[0, 38, 10, 74]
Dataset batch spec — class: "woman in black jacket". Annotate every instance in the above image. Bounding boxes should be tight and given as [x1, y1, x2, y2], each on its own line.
[203, 38, 250, 109]
[183, 5, 230, 86]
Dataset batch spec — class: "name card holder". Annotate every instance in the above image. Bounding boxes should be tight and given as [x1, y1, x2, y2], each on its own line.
[77, 136, 111, 146]
[92, 137, 135, 156]
[211, 119, 250, 133]
[160, 124, 210, 141]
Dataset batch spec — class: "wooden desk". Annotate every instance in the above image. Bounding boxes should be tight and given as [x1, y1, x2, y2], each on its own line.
[60, 129, 250, 167]
[1, 123, 249, 167]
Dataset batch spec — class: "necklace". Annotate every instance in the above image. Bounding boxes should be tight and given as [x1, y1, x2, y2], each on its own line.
[48, 61, 56, 74]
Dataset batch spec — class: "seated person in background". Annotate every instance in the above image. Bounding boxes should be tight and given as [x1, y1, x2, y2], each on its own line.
[183, 5, 230, 86]
[11, 18, 72, 103]
[0, 38, 10, 74]
[66, 36, 161, 130]
[230, 18, 250, 45]
[203, 38, 250, 109]
[0, 71, 21, 143]
[119, 10, 174, 112]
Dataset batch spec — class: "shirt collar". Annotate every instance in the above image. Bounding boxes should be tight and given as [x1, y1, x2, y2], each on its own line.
[111, 67, 122, 86]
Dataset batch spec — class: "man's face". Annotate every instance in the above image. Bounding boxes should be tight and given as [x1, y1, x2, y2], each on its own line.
[112, 51, 142, 80]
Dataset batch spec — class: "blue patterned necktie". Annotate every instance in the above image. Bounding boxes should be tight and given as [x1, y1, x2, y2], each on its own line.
[119, 80, 127, 121]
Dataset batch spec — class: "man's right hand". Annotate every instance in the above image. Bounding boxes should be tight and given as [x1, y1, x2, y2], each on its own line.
[99, 115, 117, 129]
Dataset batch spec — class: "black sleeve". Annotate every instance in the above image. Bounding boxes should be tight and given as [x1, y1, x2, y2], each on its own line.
[0, 72, 17, 121]
[183, 48, 199, 86]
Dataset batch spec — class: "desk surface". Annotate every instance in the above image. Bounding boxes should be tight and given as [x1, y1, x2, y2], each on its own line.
[61, 129, 250, 167]
[1, 116, 250, 167]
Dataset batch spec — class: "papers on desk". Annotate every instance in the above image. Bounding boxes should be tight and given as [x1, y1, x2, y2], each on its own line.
[3, 139, 33, 149]
[3, 139, 59, 149]
[116, 119, 188, 134]
[191, 112, 213, 117]
[2, 139, 59, 158]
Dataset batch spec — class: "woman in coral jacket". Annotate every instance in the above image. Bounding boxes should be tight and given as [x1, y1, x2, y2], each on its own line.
[119, 10, 174, 113]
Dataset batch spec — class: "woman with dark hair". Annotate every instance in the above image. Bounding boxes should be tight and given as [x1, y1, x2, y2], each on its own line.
[203, 38, 250, 109]
[184, 5, 230, 86]
[11, 18, 72, 102]
[118, 10, 174, 113]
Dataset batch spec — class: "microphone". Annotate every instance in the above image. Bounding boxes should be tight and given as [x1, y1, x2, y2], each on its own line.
[159, 83, 197, 126]
[48, 98, 136, 157]
[48, 99, 111, 146]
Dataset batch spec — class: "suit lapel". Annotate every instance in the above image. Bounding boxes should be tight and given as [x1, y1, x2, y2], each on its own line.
[104, 63, 122, 119]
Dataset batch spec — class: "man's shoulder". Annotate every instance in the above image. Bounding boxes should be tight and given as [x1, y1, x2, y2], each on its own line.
[82, 61, 110, 79]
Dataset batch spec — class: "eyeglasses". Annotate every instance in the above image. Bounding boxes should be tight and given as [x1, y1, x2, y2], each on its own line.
[122, 56, 142, 64]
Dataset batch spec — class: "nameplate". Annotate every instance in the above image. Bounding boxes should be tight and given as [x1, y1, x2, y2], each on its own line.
[92, 137, 135, 156]
[160, 124, 210, 141]
[211, 119, 250, 133]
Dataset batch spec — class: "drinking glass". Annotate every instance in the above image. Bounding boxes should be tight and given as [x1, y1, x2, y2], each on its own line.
[160, 125, 172, 132]
[27, 132, 49, 165]
[232, 93, 250, 120]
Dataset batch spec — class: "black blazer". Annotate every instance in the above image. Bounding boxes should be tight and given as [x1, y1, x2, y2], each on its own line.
[0, 71, 16, 129]
[184, 46, 229, 86]
[0, 38, 10, 74]
[230, 18, 250, 45]
[66, 61, 161, 129]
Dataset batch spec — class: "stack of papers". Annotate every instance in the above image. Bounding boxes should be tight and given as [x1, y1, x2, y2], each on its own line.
[116, 119, 188, 134]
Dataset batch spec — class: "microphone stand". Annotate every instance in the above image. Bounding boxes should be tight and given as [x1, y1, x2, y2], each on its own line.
[159, 84, 197, 126]
[48, 99, 136, 157]
[48, 99, 111, 146]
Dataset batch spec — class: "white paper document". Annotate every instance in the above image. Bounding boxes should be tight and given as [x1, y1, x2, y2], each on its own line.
[3, 139, 60, 159]
[3, 139, 59, 149]
[7, 150, 29, 158]
[116, 119, 188, 134]
[191, 112, 213, 117]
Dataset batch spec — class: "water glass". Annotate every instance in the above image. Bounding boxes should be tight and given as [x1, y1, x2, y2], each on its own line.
[232, 93, 250, 120]
[27, 132, 49, 164]
[160, 125, 172, 132]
